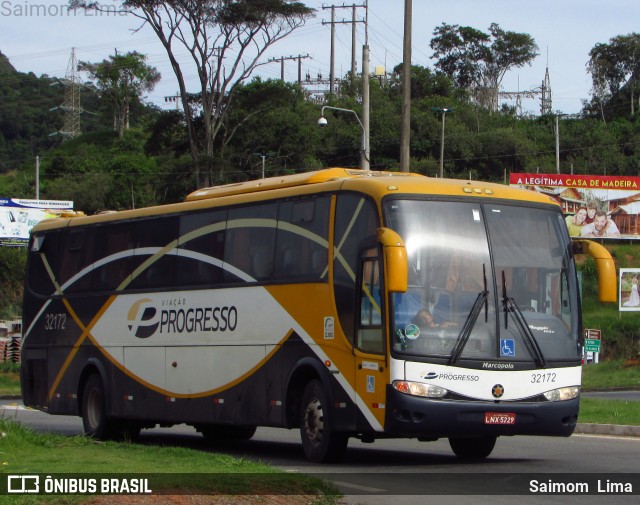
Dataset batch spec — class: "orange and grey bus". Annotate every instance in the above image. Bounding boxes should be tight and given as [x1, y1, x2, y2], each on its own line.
[21, 168, 616, 462]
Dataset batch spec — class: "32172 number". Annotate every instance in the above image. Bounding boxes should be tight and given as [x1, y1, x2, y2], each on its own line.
[44, 313, 67, 330]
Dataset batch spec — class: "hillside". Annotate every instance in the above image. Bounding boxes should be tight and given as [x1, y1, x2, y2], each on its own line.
[0, 51, 113, 175]
[0, 51, 16, 74]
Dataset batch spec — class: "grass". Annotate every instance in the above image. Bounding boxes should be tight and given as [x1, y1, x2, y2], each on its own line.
[0, 419, 340, 504]
[581, 359, 640, 390]
[0, 363, 20, 396]
[579, 398, 640, 425]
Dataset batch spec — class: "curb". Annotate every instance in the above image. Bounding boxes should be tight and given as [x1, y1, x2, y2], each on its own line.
[575, 423, 640, 438]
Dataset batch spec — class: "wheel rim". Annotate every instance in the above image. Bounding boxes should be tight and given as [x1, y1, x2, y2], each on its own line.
[303, 396, 324, 447]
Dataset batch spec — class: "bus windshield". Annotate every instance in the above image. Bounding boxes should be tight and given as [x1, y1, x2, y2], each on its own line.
[386, 199, 579, 363]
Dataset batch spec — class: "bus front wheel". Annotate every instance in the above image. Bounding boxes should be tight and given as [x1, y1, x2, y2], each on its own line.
[299, 380, 348, 463]
[448, 435, 497, 459]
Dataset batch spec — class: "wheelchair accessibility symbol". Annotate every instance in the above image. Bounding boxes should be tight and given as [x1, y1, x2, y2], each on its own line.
[500, 339, 515, 357]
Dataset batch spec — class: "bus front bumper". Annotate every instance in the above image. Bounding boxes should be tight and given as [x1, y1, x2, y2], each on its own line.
[384, 387, 579, 439]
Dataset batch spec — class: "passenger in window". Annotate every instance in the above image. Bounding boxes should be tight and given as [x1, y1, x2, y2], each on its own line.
[413, 309, 457, 329]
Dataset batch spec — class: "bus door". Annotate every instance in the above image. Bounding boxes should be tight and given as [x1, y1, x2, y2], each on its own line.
[354, 247, 387, 431]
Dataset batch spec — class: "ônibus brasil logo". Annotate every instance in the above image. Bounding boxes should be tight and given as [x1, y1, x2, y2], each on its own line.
[127, 298, 159, 339]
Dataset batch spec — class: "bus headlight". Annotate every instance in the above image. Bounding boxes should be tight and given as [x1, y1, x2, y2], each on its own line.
[392, 380, 448, 398]
[543, 386, 580, 402]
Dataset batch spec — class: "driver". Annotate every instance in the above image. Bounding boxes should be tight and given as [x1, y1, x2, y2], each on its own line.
[413, 309, 457, 329]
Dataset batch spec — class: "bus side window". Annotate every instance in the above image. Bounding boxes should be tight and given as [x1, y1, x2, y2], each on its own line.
[59, 229, 93, 294]
[28, 231, 60, 296]
[357, 249, 384, 354]
[91, 224, 135, 292]
[176, 209, 226, 287]
[225, 203, 277, 283]
[275, 196, 330, 281]
[131, 217, 178, 290]
[333, 195, 379, 345]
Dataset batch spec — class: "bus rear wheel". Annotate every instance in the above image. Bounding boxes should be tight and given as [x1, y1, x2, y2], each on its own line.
[448, 435, 497, 459]
[81, 373, 139, 441]
[300, 380, 348, 463]
[81, 374, 112, 439]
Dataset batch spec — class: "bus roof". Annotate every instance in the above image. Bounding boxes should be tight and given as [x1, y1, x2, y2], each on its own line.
[186, 167, 557, 206]
[185, 168, 421, 201]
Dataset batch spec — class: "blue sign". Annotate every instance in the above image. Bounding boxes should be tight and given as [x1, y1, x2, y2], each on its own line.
[500, 339, 515, 357]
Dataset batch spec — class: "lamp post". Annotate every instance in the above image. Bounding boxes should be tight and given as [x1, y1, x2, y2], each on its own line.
[432, 107, 451, 178]
[252, 152, 272, 179]
[318, 105, 370, 170]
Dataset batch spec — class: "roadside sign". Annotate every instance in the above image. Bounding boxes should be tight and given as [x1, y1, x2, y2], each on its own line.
[584, 340, 601, 353]
[585, 329, 601, 340]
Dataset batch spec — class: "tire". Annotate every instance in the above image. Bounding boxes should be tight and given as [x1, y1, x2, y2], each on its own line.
[448, 435, 497, 459]
[81, 373, 113, 439]
[299, 379, 348, 463]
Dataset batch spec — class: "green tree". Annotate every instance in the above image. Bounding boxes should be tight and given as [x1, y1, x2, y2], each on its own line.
[218, 78, 319, 179]
[79, 51, 160, 139]
[71, 0, 314, 188]
[430, 23, 538, 111]
[587, 33, 640, 118]
[0, 247, 27, 318]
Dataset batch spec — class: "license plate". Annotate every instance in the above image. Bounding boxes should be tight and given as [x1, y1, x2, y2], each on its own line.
[484, 412, 516, 425]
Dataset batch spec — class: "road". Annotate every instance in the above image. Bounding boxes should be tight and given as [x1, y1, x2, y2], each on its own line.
[2, 399, 639, 504]
[581, 390, 640, 401]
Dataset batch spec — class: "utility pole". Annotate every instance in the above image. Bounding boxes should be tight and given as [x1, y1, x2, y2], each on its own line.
[432, 107, 451, 178]
[268, 54, 310, 84]
[399, 0, 412, 172]
[35, 156, 40, 200]
[164, 92, 181, 111]
[362, 1, 370, 170]
[322, 4, 366, 94]
[49, 48, 83, 140]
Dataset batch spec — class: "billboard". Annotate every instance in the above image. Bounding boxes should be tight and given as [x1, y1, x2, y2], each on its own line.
[620, 268, 640, 312]
[510, 173, 640, 240]
[0, 198, 73, 247]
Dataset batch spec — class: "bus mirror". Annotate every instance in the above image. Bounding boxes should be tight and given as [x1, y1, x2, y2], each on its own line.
[572, 239, 617, 303]
[377, 227, 408, 293]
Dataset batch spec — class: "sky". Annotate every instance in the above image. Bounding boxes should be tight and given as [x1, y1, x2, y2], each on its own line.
[1, 0, 640, 116]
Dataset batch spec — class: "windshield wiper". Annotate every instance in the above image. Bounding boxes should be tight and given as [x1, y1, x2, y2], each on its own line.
[449, 265, 489, 365]
[501, 271, 546, 368]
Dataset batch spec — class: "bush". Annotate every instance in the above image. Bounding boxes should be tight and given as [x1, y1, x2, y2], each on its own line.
[0, 247, 27, 318]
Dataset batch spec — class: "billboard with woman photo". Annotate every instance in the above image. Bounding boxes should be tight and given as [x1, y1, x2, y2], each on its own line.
[620, 268, 640, 312]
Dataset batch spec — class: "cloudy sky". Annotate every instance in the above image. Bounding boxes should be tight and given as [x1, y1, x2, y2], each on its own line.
[1, 0, 639, 115]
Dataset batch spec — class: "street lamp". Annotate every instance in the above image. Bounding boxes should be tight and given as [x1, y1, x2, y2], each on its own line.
[318, 105, 370, 171]
[432, 107, 451, 178]
[252, 152, 273, 179]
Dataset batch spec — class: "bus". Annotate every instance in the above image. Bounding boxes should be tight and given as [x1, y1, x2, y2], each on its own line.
[21, 168, 616, 462]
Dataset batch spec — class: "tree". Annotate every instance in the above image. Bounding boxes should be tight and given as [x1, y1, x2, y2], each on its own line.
[430, 23, 538, 111]
[388, 64, 457, 101]
[79, 51, 160, 139]
[587, 33, 640, 118]
[71, 0, 314, 187]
